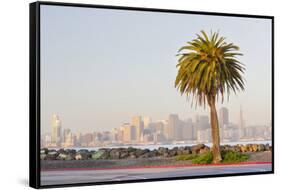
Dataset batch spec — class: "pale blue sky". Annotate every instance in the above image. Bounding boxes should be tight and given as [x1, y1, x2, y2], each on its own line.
[40, 5, 272, 134]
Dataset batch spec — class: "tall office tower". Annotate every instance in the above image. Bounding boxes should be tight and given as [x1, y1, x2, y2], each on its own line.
[219, 107, 229, 141]
[184, 118, 196, 140]
[63, 128, 71, 143]
[198, 115, 209, 129]
[167, 114, 179, 140]
[239, 106, 245, 139]
[194, 114, 208, 130]
[161, 120, 169, 139]
[191, 116, 198, 140]
[193, 115, 209, 142]
[51, 114, 62, 146]
[155, 121, 164, 133]
[81, 133, 93, 146]
[111, 128, 119, 142]
[118, 127, 125, 142]
[182, 120, 194, 140]
[174, 121, 183, 141]
[131, 116, 144, 142]
[197, 128, 211, 143]
[143, 116, 152, 128]
[219, 107, 229, 126]
[64, 132, 74, 147]
[122, 123, 136, 142]
[75, 132, 82, 146]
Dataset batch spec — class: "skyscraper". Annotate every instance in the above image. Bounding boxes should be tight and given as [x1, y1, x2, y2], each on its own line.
[219, 107, 229, 141]
[198, 115, 209, 130]
[51, 114, 62, 146]
[194, 115, 209, 142]
[167, 114, 179, 140]
[219, 107, 229, 127]
[239, 106, 245, 138]
[175, 121, 184, 141]
[75, 132, 82, 146]
[131, 116, 144, 142]
[122, 123, 136, 142]
[182, 120, 194, 140]
[143, 116, 152, 128]
[63, 128, 71, 143]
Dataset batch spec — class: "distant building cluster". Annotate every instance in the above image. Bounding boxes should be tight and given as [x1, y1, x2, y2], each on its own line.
[41, 107, 272, 148]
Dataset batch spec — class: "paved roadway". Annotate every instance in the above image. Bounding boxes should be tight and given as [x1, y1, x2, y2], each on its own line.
[41, 163, 271, 186]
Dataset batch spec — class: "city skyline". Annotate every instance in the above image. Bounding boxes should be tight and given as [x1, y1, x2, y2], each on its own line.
[41, 5, 272, 134]
[42, 106, 270, 135]
[41, 106, 272, 149]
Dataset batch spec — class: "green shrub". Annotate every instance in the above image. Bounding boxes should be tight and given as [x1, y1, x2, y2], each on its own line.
[175, 150, 249, 164]
[175, 154, 198, 161]
[192, 151, 213, 164]
[221, 150, 249, 163]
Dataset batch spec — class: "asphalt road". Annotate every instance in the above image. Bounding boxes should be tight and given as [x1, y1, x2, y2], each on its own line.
[41, 163, 272, 186]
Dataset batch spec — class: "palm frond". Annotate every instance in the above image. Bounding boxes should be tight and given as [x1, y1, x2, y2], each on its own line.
[175, 30, 245, 107]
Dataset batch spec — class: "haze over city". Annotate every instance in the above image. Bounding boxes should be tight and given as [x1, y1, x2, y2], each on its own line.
[41, 106, 271, 149]
[40, 5, 272, 134]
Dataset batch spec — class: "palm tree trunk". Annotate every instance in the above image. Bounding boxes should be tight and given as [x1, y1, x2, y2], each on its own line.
[208, 96, 222, 163]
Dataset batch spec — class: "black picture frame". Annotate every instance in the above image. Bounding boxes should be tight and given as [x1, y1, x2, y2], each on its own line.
[29, 1, 274, 189]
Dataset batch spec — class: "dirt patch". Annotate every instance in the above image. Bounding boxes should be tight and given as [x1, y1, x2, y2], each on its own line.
[246, 151, 272, 162]
[41, 157, 192, 170]
[41, 151, 271, 170]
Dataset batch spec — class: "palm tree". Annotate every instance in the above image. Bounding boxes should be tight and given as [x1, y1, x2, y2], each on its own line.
[175, 30, 245, 163]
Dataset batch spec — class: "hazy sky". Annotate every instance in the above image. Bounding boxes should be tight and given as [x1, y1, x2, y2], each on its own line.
[40, 5, 272, 134]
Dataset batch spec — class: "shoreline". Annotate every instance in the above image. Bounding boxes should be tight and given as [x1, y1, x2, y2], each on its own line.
[42, 140, 272, 151]
[41, 143, 272, 161]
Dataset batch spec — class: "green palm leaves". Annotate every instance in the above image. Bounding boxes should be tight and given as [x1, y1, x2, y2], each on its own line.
[175, 30, 245, 106]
